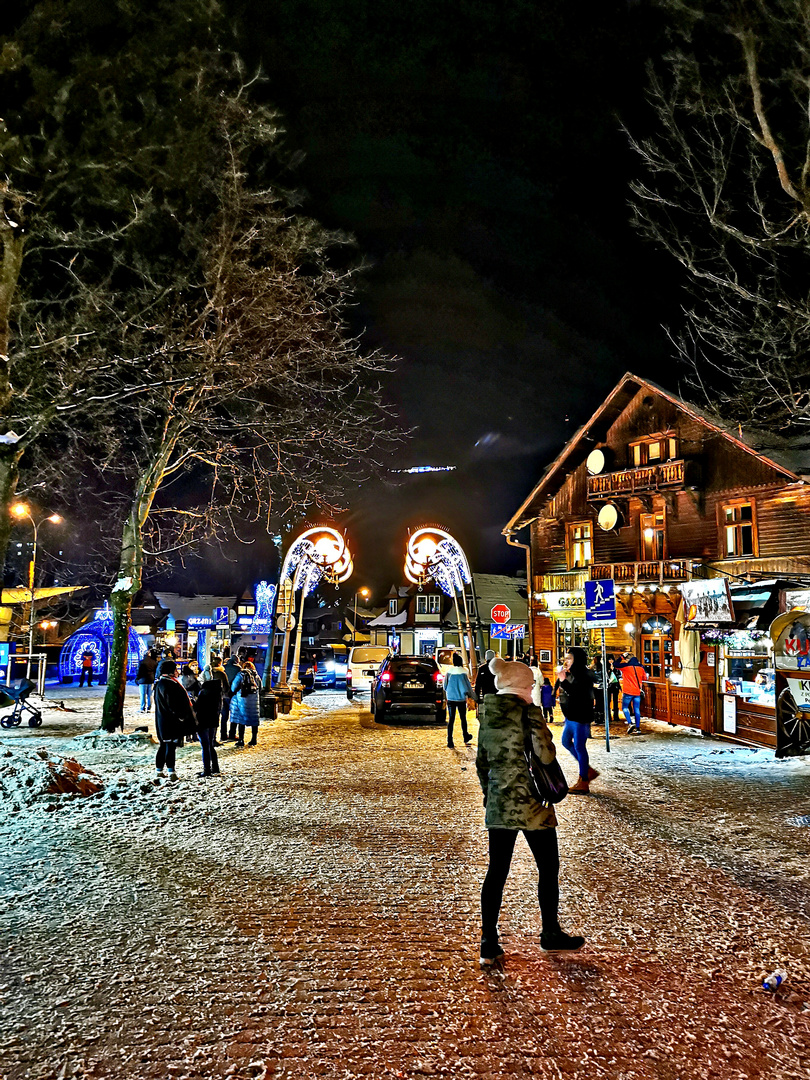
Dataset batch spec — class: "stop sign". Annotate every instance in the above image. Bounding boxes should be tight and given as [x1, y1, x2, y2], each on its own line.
[491, 604, 511, 624]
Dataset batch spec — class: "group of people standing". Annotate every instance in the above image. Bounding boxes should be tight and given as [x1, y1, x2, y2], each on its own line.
[138, 646, 262, 780]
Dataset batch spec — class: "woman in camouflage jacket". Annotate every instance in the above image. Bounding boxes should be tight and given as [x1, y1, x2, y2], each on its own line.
[475, 657, 585, 966]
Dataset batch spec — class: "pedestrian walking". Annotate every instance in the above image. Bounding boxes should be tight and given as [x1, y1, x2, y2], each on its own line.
[444, 652, 475, 748]
[474, 650, 496, 704]
[540, 677, 556, 722]
[476, 656, 585, 967]
[152, 659, 195, 781]
[194, 678, 222, 777]
[558, 646, 599, 794]
[615, 649, 648, 734]
[224, 651, 242, 740]
[78, 648, 95, 687]
[230, 648, 260, 748]
[135, 649, 158, 712]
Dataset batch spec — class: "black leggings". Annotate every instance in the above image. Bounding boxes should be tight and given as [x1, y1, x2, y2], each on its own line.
[155, 742, 177, 772]
[481, 828, 560, 938]
[446, 700, 469, 744]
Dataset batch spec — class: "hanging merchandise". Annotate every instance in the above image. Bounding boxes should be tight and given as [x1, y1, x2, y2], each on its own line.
[769, 609, 810, 758]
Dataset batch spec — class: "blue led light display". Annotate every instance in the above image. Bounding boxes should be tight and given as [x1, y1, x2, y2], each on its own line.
[58, 603, 147, 682]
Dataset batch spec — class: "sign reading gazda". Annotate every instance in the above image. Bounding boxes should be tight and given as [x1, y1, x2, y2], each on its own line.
[770, 610, 810, 757]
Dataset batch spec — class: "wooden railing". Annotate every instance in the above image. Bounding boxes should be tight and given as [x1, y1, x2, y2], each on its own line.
[589, 560, 694, 585]
[537, 571, 587, 593]
[641, 681, 715, 732]
[587, 459, 685, 499]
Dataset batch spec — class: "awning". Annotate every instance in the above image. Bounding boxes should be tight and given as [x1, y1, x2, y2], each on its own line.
[729, 582, 780, 630]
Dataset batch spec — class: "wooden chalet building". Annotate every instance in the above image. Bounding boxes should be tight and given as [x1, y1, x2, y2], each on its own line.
[503, 372, 810, 751]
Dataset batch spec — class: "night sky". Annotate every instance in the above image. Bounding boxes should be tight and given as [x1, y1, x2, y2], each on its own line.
[184, 0, 679, 594]
[20, 0, 681, 597]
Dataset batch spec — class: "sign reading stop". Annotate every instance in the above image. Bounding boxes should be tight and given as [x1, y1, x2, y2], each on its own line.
[490, 604, 511, 624]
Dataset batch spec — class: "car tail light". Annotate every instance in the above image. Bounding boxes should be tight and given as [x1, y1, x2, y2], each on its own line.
[380, 671, 393, 684]
[434, 672, 444, 686]
[346, 669, 353, 683]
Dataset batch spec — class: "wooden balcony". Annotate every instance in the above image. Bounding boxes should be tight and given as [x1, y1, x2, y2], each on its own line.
[589, 559, 695, 586]
[587, 459, 685, 499]
[537, 570, 587, 593]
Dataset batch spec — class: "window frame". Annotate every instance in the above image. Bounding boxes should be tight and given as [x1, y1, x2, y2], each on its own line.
[629, 433, 679, 467]
[720, 499, 758, 558]
[388, 599, 398, 616]
[415, 594, 442, 615]
[566, 520, 593, 570]
[639, 509, 667, 562]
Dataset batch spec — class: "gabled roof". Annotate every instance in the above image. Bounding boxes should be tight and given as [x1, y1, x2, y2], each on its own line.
[503, 371, 809, 534]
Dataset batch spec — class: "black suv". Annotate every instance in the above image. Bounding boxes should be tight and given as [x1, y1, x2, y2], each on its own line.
[371, 655, 446, 723]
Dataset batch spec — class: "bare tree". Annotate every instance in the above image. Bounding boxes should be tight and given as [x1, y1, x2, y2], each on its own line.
[629, 0, 810, 437]
[96, 96, 395, 730]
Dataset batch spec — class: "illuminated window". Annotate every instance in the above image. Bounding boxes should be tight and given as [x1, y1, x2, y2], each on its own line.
[630, 434, 679, 466]
[723, 502, 756, 557]
[640, 511, 666, 561]
[416, 594, 441, 615]
[567, 522, 592, 569]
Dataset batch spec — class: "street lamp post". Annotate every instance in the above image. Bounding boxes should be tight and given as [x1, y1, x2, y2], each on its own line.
[276, 527, 354, 693]
[10, 503, 62, 680]
[405, 526, 478, 680]
[353, 587, 370, 646]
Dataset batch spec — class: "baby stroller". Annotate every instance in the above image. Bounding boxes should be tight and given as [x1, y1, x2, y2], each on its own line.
[0, 679, 43, 727]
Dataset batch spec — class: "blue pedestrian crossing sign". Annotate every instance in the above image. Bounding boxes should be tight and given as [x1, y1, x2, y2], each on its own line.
[584, 579, 617, 629]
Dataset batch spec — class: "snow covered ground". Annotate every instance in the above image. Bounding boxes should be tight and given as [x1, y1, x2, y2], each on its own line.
[1, 690, 809, 1079]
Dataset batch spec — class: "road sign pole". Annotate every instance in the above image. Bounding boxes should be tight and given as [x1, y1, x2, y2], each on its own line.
[601, 627, 610, 752]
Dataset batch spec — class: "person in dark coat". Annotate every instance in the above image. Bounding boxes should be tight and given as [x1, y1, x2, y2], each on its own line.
[203, 653, 232, 742]
[224, 652, 242, 740]
[194, 679, 222, 777]
[474, 649, 497, 704]
[152, 660, 195, 781]
[558, 646, 599, 795]
[136, 649, 158, 712]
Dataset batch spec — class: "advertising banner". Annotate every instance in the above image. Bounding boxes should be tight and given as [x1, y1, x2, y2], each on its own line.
[769, 609, 810, 757]
[680, 579, 734, 624]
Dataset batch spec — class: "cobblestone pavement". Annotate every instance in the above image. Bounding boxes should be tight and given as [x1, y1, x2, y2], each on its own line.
[2, 694, 810, 1080]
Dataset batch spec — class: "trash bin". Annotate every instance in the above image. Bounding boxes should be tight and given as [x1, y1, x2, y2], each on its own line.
[260, 690, 277, 720]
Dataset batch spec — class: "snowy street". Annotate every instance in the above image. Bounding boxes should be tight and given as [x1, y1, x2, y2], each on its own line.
[1, 690, 810, 1080]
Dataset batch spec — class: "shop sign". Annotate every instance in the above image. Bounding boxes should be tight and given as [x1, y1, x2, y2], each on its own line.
[770, 610, 810, 756]
[543, 591, 585, 614]
[680, 579, 734, 624]
[188, 616, 214, 629]
[784, 589, 810, 613]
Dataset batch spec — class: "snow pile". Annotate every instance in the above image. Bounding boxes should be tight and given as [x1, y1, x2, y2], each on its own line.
[71, 730, 154, 751]
[0, 744, 104, 812]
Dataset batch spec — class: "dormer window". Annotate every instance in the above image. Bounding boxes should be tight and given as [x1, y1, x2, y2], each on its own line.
[630, 435, 679, 467]
[388, 599, 398, 616]
[416, 594, 441, 615]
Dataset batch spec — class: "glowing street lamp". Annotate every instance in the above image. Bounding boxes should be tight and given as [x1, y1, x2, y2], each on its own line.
[353, 587, 370, 646]
[10, 503, 63, 679]
[277, 526, 353, 690]
[405, 525, 477, 677]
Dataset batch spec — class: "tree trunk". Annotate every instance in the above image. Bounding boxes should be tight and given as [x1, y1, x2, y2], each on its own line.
[100, 420, 182, 731]
[0, 447, 22, 593]
[101, 511, 142, 731]
[0, 207, 25, 593]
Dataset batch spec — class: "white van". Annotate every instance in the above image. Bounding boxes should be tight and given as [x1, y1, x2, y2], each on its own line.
[346, 646, 392, 700]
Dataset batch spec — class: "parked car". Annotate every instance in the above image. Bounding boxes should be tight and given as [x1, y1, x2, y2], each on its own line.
[371, 655, 446, 723]
[311, 644, 349, 688]
[269, 646, 315, 690]
[346, 646, 391, 700]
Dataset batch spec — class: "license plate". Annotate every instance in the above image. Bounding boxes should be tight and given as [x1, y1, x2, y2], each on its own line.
[404, 681, 422, 689]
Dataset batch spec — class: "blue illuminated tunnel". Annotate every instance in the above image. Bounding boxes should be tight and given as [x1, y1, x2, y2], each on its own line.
[59, 604, 146, 683]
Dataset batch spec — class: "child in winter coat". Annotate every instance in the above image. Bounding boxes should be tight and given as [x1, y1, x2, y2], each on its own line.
[540, 678, 555, 721]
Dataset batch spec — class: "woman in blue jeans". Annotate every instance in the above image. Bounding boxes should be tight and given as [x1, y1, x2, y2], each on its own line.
[558, 646, 599, 794]
[444, 653, 475, 748]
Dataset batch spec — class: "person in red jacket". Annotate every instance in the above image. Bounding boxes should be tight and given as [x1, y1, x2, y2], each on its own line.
[615, 650, 647, 735]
